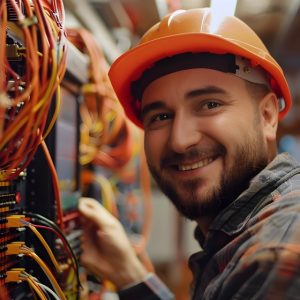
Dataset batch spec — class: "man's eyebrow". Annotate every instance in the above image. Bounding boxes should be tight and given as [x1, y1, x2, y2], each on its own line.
[141, 101, 166, 120]
[186, 86, 229, 99]
[140, 86, 228, 119]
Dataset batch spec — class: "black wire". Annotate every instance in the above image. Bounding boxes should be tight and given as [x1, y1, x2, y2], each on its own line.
[23, 211, 82, 300]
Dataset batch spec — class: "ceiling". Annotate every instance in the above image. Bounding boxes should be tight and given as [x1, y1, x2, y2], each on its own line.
[79, 0, 300, 71]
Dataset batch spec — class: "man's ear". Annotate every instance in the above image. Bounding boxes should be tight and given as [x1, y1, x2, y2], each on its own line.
[259, 92, 279, 143]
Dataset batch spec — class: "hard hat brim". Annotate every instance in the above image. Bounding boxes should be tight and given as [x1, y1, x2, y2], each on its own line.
[109, 33, 291, 128]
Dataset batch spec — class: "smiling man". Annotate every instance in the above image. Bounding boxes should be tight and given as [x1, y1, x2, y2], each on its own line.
[140, 61, 274, 225]
[79, 8, 300, 300]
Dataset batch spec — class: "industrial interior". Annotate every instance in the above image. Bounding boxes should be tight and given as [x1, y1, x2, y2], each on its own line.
[1, 0, 300, 299]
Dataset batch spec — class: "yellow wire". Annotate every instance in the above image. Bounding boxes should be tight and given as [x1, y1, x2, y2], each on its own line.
[26, 277, 47, 300]
[32, 50, 59, 132]
[42, 84, 61, 140]
[80, 146, 97, 165]
[22, 247, 67, 300]
[27, 224, 62, 273]
[0, 50, 59, 149]
[94, 175, 117, 217]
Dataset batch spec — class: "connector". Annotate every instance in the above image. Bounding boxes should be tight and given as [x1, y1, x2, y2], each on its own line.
[5, 242, 25, 255]
[5, 268, 25, 283]
[6, 44, 23, 61]
[6, 215, 26, 228]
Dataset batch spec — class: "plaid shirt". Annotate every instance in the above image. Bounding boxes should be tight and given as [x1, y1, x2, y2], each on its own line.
[119, 153, 300, 300]
[189, 152, 300, 300]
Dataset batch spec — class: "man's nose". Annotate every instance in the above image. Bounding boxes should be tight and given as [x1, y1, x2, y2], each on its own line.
[168, 114, 202, 153]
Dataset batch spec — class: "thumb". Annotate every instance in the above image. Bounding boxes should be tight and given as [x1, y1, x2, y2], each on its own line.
[78, 197, 116, 228]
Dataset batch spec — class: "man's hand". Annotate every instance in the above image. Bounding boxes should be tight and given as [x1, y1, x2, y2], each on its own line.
[78, 197, 148, 289]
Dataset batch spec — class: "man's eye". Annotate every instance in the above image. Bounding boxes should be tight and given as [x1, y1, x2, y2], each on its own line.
[203, 101, 221, 110]
[143, 113, 171, 128]
[152, 113, 170, 122]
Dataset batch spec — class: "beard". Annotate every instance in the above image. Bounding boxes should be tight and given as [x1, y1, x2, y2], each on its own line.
[147, 129, 269, 221]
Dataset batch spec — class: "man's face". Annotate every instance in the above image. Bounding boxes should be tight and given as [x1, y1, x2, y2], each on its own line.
[141, 68, 272, 220]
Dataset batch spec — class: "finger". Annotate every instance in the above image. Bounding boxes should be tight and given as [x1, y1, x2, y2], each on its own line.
[78, 197, 117, 228]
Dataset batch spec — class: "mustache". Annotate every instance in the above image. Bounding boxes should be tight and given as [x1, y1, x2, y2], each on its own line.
[161, 145, 226, 166]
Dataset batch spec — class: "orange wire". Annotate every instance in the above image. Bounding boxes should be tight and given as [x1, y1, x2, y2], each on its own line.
[0, 0, 67, 181]
[67, 28, 133, 168]
[40, 140, 65, 231]
[0, 1, 7, 137]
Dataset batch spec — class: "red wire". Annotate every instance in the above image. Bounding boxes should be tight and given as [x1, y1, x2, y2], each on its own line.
[30, 223, 77, 272]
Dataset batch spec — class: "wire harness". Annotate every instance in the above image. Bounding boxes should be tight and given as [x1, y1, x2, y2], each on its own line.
[0, 0, 67, 181]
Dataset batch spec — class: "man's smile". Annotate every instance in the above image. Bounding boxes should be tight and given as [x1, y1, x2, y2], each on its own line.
[178, 157, 215, 171]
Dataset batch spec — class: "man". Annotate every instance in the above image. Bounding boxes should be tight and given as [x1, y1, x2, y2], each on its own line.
[79, 7, 300, 300]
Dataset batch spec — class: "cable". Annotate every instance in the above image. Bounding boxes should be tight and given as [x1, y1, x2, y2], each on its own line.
[26, 277, 48, 300]
[94, 174, 118, 217]
[34, 280, 61, 300]
[5, 214, 62, 273]
[29, 222, 80, 299]
[5, 269, 48, 300]
[39, 140, 64, 231]
[67, 28, 134, 169]
[20, 245, 66, 300]
[23, 212, 78, 271]
[21, 220, 62, 273]
[0, 0, 67, 181]
[23, 211, 81, 298]
[31, 223, 76, 267]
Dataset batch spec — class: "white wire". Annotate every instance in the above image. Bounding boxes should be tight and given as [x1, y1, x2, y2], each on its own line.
[35, 281, 61, 300]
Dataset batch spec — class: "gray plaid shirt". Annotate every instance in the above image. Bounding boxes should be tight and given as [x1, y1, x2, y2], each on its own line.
[190, 153, 300, 299]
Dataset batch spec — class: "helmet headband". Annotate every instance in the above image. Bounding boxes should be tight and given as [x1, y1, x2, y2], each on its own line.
[131, 52, 270, 102]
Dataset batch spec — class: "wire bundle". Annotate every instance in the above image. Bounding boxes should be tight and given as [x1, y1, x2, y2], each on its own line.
[0, 0, 67, 181]
[67, 28, 133, 169]
[23, 212, 81, 299]
[67, 28, 155, 296]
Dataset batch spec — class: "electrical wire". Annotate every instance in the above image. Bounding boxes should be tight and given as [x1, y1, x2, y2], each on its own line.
[26, 277, 48, 300]
[0, 0, 67, 181]
[30, 222, 80, 299]
[94, 174, 118, 217]
[23, 211, 81, 299]
[21, 219, 62, 273]
[23, 212, 79, 272]
[20, 245, 66, 300]
[39, 140, 64, 231]
[35, 281, 61, 300]
[19, 271, 52, 300]
[67, 28, 133, 169]
[67, 20, 154, 291]
[30, 223, 76, 271]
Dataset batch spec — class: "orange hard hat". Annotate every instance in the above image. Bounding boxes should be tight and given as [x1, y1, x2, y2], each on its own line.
[109, 8, 292, 128]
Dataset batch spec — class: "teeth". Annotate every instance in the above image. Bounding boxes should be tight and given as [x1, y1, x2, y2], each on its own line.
[178, 158, 214, 171]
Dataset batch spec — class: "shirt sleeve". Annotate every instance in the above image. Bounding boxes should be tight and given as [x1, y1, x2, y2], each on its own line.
[117, 273, 174, 300]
